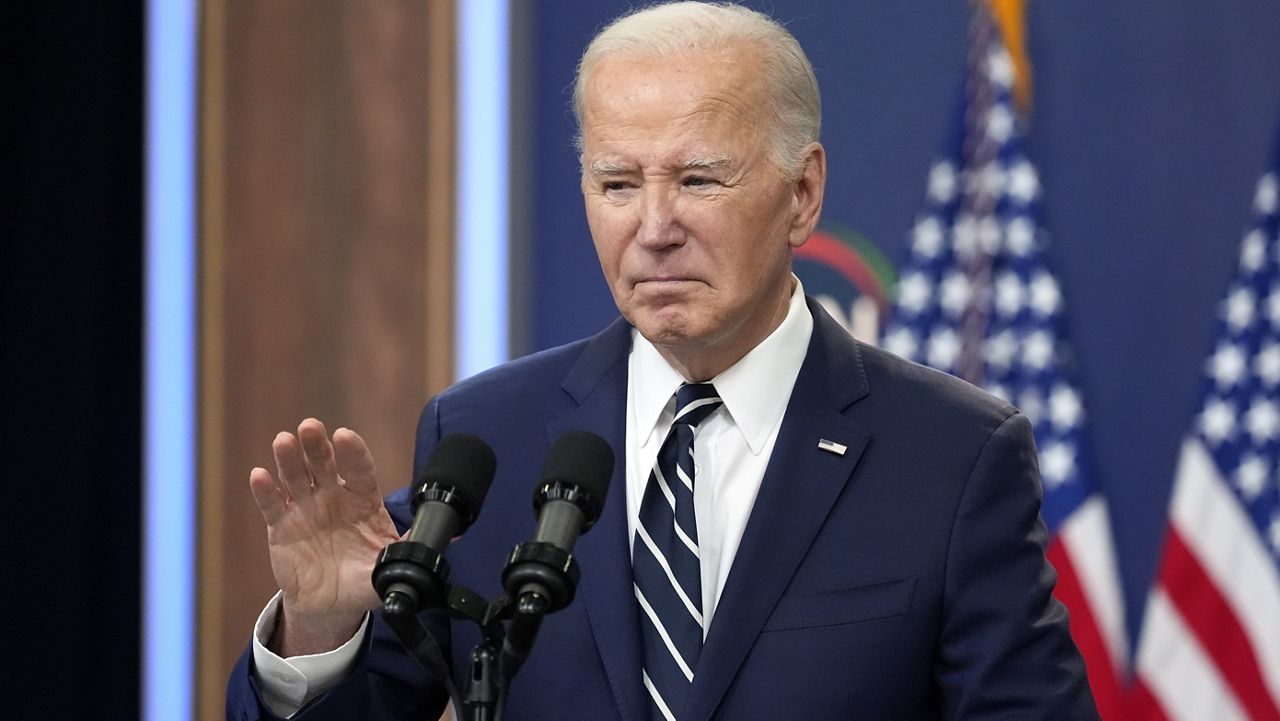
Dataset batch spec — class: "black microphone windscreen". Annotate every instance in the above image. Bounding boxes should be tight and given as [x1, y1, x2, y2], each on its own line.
[539, 431, 614, 506]
[416, 433, 497, 511]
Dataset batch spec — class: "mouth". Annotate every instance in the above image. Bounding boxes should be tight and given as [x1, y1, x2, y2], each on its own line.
[636, 276, 699, 285]
[631, 278, 705, 303]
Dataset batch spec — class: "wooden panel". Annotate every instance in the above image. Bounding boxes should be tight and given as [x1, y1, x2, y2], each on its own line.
[198, 1, 455, 718]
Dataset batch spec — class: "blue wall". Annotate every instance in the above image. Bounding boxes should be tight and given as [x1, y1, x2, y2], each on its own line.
[516, 0, 1280, 646]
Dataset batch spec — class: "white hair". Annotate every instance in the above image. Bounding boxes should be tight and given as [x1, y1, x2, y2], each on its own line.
[572, 1, 821, 180]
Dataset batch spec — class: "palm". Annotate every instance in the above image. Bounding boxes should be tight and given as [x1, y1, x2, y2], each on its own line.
[267, 470, 397, 614]
[249, 419, 400, 653]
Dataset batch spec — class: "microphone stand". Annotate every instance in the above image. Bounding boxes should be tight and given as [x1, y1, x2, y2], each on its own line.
[372, 430, 610, 720]
[373, 541, 574, 721]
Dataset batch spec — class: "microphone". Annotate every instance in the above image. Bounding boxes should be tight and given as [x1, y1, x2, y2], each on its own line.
[406, 433, 496, 547]
[372, 433, 496, 617]
[502, 431, 614, 614]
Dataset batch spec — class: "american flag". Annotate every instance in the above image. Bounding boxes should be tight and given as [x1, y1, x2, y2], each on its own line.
[1131, 138, 1280, 720]
[879, 7, 1128, 717]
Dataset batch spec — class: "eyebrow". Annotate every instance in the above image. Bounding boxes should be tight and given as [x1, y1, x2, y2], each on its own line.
[679, 155, 732, 171]
[588, 159, 632, 176]
[587, 155, 734, 177]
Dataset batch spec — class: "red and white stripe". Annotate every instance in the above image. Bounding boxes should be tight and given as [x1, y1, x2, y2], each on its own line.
[1048, 495, 1129, 719]
[1133, 438, 1280, 721]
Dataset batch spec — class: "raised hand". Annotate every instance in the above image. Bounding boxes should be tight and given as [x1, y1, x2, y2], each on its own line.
[248, 418, 401, 656]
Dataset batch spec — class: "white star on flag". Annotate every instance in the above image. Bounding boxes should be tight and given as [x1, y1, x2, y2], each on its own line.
[927, 327, 962, 370]
[897, 272, 933, 315]
[1006, 161, 1039, 203]
[1039, 441, 1075, 489]
[1029, 272, 1062, 317]
[985, 329, 1019, 371]
[1224, 285, 1256, 330]
[1022, 330, 1054, 370]
[1244, 397, 1280, 442]
[1006, 217, 1036, 256]
[912, 217, 946, 258]
[1208, 342, 1248, 388]
[1235, 454, 1269, 500]
[881, 327, 919, 361]
[1049, 385, 1084, 430]
[987, 105, 1015, 143]
[994, 272, 1025, 317]
[986, 48, 1014, 88]
[1242, 230, 1267, 271]
[940, 271, 973, 317]
[927, 162, 958, 204]
[1266, 285, 1280, 327]
[1199, 398, 1237, 443]
[1256, 172, 1277, 214]
[968, 162, 1006, 199]
[1255, 341, 1280, 386]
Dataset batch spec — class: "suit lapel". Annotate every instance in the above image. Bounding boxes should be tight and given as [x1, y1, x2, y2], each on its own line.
[686, 304, 872, 721]
[547, 318, 649, 721]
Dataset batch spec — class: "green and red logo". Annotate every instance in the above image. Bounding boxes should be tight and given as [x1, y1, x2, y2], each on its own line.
[794, 224, 897, 342]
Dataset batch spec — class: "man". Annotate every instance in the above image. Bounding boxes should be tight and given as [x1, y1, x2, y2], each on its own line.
[228, 3, 1098, 720]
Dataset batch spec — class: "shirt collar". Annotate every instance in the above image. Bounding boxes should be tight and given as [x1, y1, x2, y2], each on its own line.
[630, 276, 814, 454]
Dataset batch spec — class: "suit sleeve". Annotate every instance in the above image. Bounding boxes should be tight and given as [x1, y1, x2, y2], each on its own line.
[225, 397, 454, 721]
[936, 411, 1100, 720]
[225, 613, 450, 721]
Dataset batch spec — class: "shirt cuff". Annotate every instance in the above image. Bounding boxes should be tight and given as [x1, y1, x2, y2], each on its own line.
[250, 591, 370, 719]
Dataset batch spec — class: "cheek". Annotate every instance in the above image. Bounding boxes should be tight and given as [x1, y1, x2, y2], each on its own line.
[588, 222, 629, 285]
[599, 244, 624, 277]
[586, 207, 618, 254]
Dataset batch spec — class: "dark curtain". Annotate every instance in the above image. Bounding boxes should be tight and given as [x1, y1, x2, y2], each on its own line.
[11, 3, 144, 718]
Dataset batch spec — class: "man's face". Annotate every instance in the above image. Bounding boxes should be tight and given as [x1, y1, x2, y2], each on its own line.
[579, 46, 824, 379]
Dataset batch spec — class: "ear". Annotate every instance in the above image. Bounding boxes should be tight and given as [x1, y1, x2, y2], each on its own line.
[788, 142, 827, 249]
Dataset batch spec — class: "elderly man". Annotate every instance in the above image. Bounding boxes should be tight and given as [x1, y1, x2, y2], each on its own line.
[227, 3, 1098, 720]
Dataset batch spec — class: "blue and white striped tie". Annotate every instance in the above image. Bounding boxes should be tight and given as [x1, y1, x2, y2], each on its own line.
[634, 382, 722, 721]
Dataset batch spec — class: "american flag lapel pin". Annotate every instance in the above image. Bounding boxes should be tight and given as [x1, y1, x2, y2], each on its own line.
[817, 438, 847, 456]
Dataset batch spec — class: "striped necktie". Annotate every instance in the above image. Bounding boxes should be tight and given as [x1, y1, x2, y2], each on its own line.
[634, 382, 722, 721]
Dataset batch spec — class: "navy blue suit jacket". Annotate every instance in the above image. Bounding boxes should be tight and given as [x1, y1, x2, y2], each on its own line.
[228, 299, 1098, 720]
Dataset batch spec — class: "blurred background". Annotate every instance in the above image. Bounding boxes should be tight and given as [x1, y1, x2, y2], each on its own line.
[11, 1, 1279, 719]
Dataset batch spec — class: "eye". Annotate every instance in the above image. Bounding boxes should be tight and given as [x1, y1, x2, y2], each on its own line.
[683, 176, 715, 188]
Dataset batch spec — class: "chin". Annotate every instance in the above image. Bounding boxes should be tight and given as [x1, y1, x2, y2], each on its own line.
[631, 312, 698, 347]
[627, 297, 725, 342]
[634, 321, 688, 346]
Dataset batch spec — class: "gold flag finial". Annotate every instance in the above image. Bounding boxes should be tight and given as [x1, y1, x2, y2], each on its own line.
[986, 0, 1033, 115]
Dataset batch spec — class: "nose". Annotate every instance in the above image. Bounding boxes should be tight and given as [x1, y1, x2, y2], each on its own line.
[636, 185, 683, 250]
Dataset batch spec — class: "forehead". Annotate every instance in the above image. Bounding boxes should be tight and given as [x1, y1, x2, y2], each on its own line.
[580, 48, 768, 153]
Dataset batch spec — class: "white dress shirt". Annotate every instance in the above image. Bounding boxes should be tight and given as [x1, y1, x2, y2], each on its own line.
[252, 277, 813, 716]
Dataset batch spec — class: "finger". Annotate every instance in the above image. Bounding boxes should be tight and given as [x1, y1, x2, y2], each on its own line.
[333, 427, 379, 497]
[272, 431, 313, 500]
[298, 418, 340, 490]
[248, 467, 288, 526]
